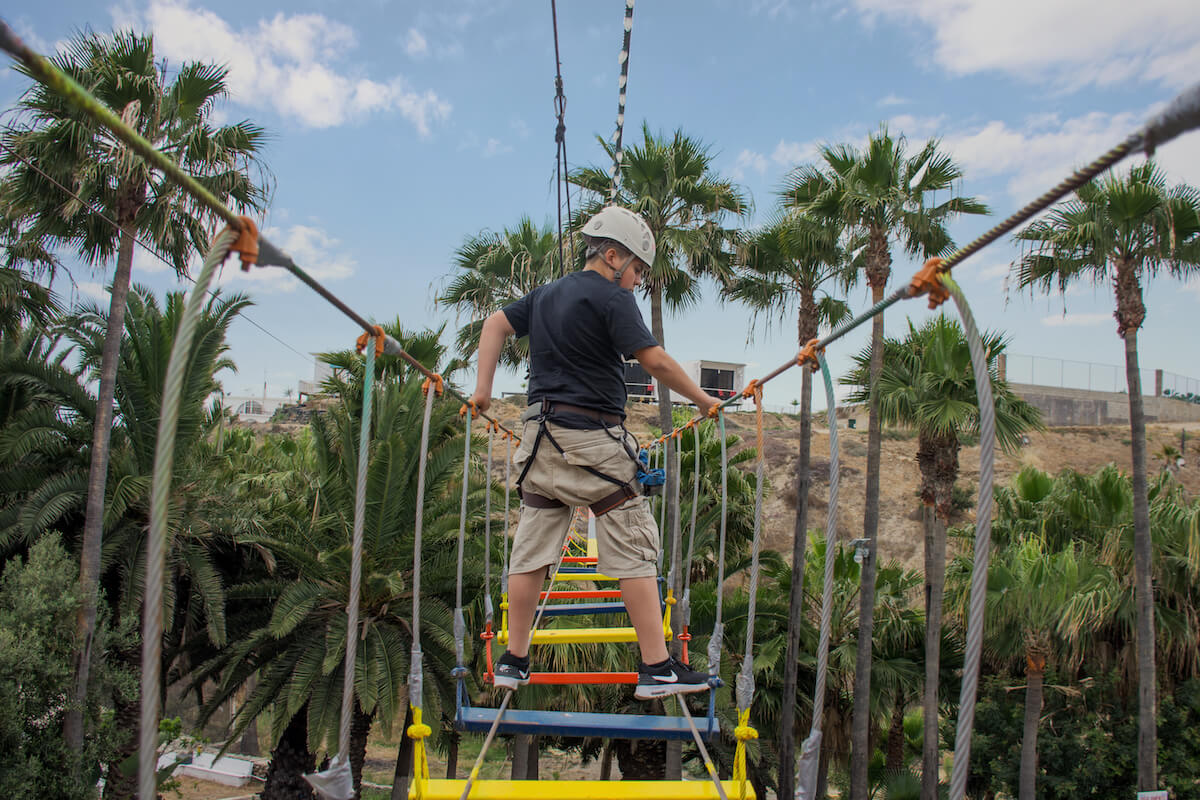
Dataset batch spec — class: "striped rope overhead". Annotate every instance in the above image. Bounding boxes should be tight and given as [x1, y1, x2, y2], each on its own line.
[609, 0, 635, 202]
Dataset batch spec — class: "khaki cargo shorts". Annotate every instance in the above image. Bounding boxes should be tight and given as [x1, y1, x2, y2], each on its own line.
[509, 419, 660, 579]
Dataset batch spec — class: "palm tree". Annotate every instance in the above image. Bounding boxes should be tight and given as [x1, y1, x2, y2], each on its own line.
[192, 345, 479, 797]
[0, 29, 268, 753]
[843, 314, 1041, 793]
[726, 213, 852, 797]
[948, 537, 1112, 800]
[1015, 162, 1200, 789]
[783, 127, 988, 800]
[438, 218, 560, 369]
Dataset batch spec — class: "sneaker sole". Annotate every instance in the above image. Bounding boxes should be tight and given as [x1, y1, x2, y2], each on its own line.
[493, 675, 529, 690]
[634, 682, 710, 700]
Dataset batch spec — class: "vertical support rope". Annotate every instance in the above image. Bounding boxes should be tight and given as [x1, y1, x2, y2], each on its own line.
[455, 407, 473, 668]
[737, 388, 766, 713]
[681, 424, 702, 636]
[657, 440, 669, 569]
[946, 276, 997, 800]
[409, 387, 438, 712]
[484, 424, 494, 623]
[141, 228, 237, 800]
[337, 334, 375, 762]
[796, 356, 841, 798]
[608, 0, 635, 202]
[666, 436, 683, 620]
[501, 434, 512, 594]
[707, 411, 729, 674]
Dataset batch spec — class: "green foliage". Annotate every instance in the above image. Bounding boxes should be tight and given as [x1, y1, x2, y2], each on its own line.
[969, 673, 1200, 799]
[0, 535, 118, 798]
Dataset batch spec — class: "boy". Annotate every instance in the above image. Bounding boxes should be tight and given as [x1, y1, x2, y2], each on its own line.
[468, 206, 719, 699]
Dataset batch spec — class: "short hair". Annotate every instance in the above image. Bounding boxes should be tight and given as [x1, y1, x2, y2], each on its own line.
[584, 236, 632, 262]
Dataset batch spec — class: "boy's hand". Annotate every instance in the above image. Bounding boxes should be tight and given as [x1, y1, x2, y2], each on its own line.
[468, 390, 492, 413]
[698, 393, 721, 418]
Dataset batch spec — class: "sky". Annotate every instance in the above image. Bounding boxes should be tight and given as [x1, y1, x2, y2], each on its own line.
[4, 0, 1200, 411]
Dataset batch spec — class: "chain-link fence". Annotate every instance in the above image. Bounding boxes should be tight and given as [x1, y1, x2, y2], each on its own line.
[1004, 354, 1200, 404]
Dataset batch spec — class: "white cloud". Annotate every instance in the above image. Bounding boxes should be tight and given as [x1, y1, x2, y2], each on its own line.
[77, 281, 110, 301]
[848, 0, 1200, 90]
[878, 93, 909, 107]
[124, 1, 451, 133]
[511, 118, 532, 140]
[771, 139, 817, 167]
[131, 246, 171, 275]
[887, 113, 946, 140]
[482, 138, 512, 158]
[219, 223, 356, 293]
[1041, 312, 1112, 328]
[404, 28, 429, 59]
[730, 149, 768, 180]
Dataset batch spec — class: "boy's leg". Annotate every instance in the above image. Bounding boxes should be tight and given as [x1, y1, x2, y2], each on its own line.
[505, 567, 548, 659]
[620, 576, 669, 664]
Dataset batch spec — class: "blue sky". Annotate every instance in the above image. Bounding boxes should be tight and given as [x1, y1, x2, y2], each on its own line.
[4, 0, 1200, 410]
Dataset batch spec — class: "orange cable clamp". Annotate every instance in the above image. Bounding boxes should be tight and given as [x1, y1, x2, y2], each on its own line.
[355, 325, 386, 357]
[908, 257, 950, 310]
[421, 374, 445, 397]
[741, 378, 760, 400]
[459, 400, 478, 418]
[228, 216, 259, 272]
[796, 337, 823, 370]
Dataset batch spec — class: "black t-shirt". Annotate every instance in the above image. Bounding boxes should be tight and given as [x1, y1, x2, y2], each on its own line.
[503, 270, 658, 418]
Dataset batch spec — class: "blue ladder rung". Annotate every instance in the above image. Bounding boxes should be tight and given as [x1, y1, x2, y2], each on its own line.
[539, 601, 628, 617]
[456, 706, 718, 741]
[556, 566, 601, 574]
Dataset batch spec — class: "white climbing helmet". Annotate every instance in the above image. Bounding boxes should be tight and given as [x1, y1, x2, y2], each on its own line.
[581, 206, 656, 268]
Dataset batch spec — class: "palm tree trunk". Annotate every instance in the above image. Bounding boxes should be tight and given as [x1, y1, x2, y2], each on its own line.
[445, 732, 459, 779]
[526, 735, 540, 779]
[262, 705, 317, 800]
[238, 674, 260, 755]
[779, 363, 814, 799]
[885, 695, 906, 772]
[600, 742, 614, 780]
[101, 680, 139, 800]
[1123, 326, 1157, 790]
[1018, 655, 1045, 800]
[921, 506, 947, 800]
[65, 222, 137, 753]
[511, 733, 529, 779]
[389, 705, 414, 800]
[850, 281, 886, 800]
[649, 284, 684, 780]
[350, 704, 372, 799]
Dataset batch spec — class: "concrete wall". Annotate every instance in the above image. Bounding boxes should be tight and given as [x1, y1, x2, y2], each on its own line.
[1010, 382, 1200, 427]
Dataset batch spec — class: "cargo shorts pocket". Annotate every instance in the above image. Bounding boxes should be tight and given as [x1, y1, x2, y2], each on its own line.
[600, 500, 660, 570]
[555, 430, 635, 479]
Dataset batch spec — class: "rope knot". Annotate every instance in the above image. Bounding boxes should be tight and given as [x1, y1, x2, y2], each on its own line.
[908, 257, 950, 309]
[407, 722, 432, 740]
[734, 724, 759, 742]
[421, 374, 444, 397]
[796, 337, 823, 370]
[707, 403, 722, 419]
[355, 325, 386, 357]
[741, 379, 761, 400]
[459, 401, 477, 418]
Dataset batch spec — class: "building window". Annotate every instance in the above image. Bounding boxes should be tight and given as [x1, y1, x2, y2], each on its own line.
[624, 362, 654, 396]
[235, 400, 264, 416]
[701, 368, 734, 391]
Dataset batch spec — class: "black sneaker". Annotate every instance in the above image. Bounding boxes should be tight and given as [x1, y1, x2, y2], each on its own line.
[635, 656, 711, 699]
[493, 651, 530, 690]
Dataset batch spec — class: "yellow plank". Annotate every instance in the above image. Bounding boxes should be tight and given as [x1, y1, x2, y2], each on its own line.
[553, 572, 619, 581]
[497, 625, 672, 645]
[413, 779, 753, 800]
[586, 535, 598, 559]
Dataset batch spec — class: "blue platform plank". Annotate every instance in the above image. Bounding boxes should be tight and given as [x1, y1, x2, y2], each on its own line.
[456, 706, 718, 741]
[539, 602, 628, 617]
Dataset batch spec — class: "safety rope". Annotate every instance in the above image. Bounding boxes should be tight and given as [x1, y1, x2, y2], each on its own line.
[707, 411, 729, 675]
[678, 697, 729, 800]
[666, 434, 684, 643]
[409, 382, 439, 727]
[501, 433, 512, 595]
[945, 275, 997, 800]
[680, 422, 702, 654]
[733, 386, 765, 800]
[795, 355, 841, 798]
[656, 441, 668, 565]
[340, 334, 375, 758]
[550, 0, 572, 277]
[141, 227, 237, 800]
[454, 406, 473, 669]
[608, 0, 636, 202]
[484, 423, 494, 624]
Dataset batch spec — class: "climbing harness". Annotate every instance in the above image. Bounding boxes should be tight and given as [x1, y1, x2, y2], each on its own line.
[7, 14, 1200, 800]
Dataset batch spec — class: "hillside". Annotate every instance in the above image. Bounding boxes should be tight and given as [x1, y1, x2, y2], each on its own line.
[485, 399, 1199, 570]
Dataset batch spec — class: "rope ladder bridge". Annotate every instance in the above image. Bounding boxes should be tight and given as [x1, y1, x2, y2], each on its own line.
[3, 12, 1200, 800]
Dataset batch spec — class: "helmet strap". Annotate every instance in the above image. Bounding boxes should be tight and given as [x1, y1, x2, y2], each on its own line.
[610, 252, 638, 283]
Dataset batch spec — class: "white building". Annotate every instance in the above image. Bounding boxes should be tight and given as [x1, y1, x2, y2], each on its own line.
[624, 359, 746, 407]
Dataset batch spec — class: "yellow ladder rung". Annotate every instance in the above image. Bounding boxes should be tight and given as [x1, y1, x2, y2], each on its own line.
[497, 626, 672, 645]
[412, 779, 752, 800]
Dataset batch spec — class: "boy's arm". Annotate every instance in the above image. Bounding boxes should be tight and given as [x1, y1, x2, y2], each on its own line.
[633, 345, 719, 417]
[469, 310, 516, 413]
